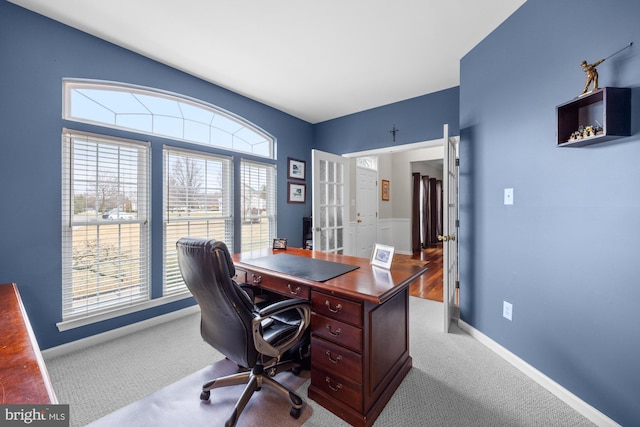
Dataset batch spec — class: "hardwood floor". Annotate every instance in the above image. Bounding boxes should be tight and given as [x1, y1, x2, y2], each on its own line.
[396, 245, 443, 302]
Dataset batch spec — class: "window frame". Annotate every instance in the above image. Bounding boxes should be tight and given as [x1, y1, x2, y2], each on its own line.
[240, 159, 277, 252]
[63, 79, 275, 159]
[163, 146, 234, 296]
[59, 129, 151, 329]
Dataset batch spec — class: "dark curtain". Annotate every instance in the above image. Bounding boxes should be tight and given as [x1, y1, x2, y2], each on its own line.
[435, 179, 443, 239]
[411, 173, 421, 252]
[421, 176, 430, 248]
[428, 178, 439, 245]
[415, 175, 444, 249]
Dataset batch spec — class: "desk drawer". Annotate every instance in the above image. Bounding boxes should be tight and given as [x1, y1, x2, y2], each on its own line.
[233, 269, 247, 283]
[245, 270, 309, 300]
[311, 313, 362, 352]
[311, 336, 362, 383]
[311, 367, 362, 412]
[311, 291, 362, 327]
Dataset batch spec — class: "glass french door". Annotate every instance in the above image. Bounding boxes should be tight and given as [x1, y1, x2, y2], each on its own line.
[311, 149, 350, 254]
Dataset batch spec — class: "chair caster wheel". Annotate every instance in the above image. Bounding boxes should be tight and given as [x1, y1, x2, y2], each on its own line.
[291, 367, 301, 375]
[200, 390, 210, 401]
[290, 407, 301, 419]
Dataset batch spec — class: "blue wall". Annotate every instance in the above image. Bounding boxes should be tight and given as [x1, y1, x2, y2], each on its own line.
[314, 87, 459, 154]
[0, 1, 313, 348]
[0, 1, 459, 351]
[459, 0, 640, 425]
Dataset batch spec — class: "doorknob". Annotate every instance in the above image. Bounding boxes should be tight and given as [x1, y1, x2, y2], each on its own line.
[357, 220, 362, 223]
[437, 235, 456, 242]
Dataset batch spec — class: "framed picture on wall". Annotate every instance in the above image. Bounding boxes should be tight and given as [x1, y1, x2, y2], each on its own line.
[288, 182, 306, 203]
[288, 158, 306, 181]
[381, 179, 390, 201]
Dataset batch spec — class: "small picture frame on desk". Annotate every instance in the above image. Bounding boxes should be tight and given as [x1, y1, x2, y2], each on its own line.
[273, 238, 288, 249]
[371, 243, 394, 269]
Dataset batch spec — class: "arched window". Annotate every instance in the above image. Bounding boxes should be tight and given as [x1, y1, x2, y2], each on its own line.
[63, 80, 274, 158]
[60, 80, 278, 329]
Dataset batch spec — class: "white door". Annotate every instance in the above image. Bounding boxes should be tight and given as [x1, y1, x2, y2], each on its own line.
[312, 149, 350, 254]
[355, 166, 377, 258]
[441, 124, 459, 332]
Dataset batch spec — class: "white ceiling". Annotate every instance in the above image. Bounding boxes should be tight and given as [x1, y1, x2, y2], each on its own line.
[10, 0, 525, 124]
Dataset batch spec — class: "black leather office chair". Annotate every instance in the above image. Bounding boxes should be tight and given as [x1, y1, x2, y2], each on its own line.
[176, 237, 311, 427]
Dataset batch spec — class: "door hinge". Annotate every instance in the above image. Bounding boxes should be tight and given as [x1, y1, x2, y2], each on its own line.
[455, 219, 459, 228]
[455, 280, 460, 289]
[455, 158, 459, 166]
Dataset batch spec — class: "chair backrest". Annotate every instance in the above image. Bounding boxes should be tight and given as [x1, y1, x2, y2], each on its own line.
[176, 237, 258, 368]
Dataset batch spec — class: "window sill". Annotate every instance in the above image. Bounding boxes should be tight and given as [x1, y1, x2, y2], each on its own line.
[56, 292, 192, 332]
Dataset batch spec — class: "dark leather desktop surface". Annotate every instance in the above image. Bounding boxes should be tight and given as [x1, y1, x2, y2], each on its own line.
[239, 253, 359, 282]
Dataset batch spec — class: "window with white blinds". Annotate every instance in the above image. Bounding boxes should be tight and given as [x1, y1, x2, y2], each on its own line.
[61, 130, 150, 321]
[163, 147, 233, 295]
[240, 160, 277, 252]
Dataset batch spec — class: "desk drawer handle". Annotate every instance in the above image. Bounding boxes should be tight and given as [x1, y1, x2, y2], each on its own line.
[325, 350, 342, 364]
[325, 300, 342, 313]
[287, 284, 301, 295]
[326, 325, 341, 337]
[325, 376, 342, 392]
[252, 274, 262, 284]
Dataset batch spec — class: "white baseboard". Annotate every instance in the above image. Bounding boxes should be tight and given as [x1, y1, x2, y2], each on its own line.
[457, 319, 620, 427]
[42, 305, 200, 359]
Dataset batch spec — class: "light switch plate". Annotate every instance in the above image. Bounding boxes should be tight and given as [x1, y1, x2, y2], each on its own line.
[503, 301, 513, 321]
[504, 188, 514, 205]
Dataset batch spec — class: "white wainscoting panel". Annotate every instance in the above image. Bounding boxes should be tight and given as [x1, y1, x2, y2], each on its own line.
[347, 218, 412, 256]
[377, 218, 412, 255]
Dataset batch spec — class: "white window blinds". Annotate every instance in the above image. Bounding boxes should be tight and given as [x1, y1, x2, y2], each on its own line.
[240, 160, 277, 252]
[163, 147, 233, 295]
[61, 130, 150, 320]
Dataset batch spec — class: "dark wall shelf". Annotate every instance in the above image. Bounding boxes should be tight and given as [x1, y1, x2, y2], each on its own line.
[556, 87, 631, 147]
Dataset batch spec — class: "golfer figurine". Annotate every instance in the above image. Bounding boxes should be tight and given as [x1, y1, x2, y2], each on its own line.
[581, 58, 605, 94]
[578, 42, 634, 95]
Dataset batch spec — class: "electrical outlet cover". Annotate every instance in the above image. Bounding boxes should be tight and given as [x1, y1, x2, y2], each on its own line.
[503, 301, 513, 321]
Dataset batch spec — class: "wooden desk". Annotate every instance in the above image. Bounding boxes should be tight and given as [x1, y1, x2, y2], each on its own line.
[232, 248, 426, 427]
[0, 283, 58, 404]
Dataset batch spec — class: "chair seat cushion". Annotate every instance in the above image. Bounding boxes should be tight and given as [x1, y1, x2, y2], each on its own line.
[261, 318, 300, 347]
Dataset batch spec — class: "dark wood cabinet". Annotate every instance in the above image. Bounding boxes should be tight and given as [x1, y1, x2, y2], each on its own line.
[556, 87, 631, 147]
[0, 283, 58, 404]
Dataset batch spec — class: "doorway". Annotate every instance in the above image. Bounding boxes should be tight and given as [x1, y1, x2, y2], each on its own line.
[343, 127, 459, 333]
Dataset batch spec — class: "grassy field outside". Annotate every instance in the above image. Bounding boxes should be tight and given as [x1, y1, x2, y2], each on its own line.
[69, 212, 271, 310]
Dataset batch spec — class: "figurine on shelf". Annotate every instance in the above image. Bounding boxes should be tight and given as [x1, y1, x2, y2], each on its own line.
[578, 43, 632, 95]
[568, 124, 604, 141]
[581, 58, 605, 94]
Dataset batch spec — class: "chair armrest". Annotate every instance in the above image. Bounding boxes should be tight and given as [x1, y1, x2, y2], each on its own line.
[237, 282, 256, 301]
[258, 298, 309, 318]
[252, 299, 310, 358]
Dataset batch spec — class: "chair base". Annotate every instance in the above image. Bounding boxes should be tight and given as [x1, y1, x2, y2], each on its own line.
[200, 359, 305, 427]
